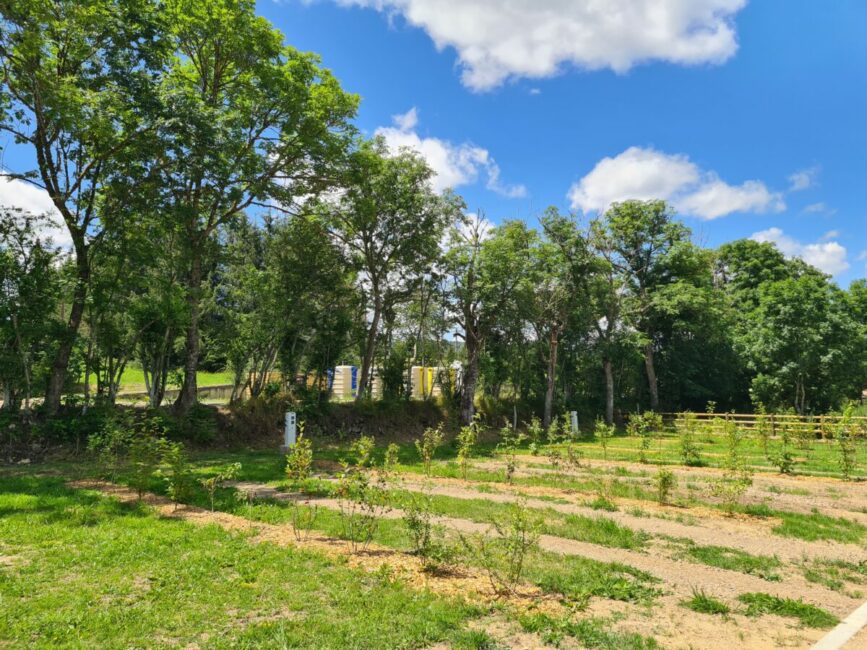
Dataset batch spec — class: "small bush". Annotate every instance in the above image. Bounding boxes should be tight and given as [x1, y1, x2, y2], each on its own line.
[286, 424, 313, 482]
[461, 499, 541, 594]
[676, 412, 702, 467]
[498, 422, 526, 484]
[201, 462, 242, 511]
[289, 500, 320, 542]
[654, 469, 676, 505]
[158, 440, 196, 507]
[456, 417, 479, 480]
[402, 489, 454, 572]
[594, 418, 615, 460]
[415, 425, 445, 477]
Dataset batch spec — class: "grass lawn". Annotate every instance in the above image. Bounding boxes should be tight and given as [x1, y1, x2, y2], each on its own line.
[0, 473, 486, 649]
[81, 367, 234, 394]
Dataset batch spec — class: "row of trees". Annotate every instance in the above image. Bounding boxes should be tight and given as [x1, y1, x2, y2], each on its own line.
[1, 0, 865, 428]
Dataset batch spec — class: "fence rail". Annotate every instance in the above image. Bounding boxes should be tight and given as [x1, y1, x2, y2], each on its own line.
[657, 412, 867, 439]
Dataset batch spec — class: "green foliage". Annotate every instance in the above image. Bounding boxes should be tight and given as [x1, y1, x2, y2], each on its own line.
[402, 489, 454, 573]
[738, 593, 838, 628]
[594, 418, 615, 460]
[157, 440, 195, 506]
[456, 417, 480, 480]
[286, 424, 313, 482]
[834, 404, 859, 480]
[200, 462, 242, 512]
[654, 469, 677, 505]
[128, 433, 165, 500]
[525, 415, 544, 451]
[335, 438, 393, 552]
[771, 420, 797, 474]
[288, 500, 320, 543]
[682, 589, 731, 615]
[415, 425, 445, 477]
[460, 499, 542, 594]
[497, 422, 526, 484]
[676, 412, 703, 466]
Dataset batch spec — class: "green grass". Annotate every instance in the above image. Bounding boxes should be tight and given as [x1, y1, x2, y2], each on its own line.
[81, 367, 234, 393]
[538, 430, 867, 480]
[801, 558, 867, 593]
[737, 593, 839, 628]
[226, 495, 659, 606]
[741, 504, 867, 544]
[681, 589, 731, 615]
[676, 542, 782, 581]
[0, 473, 484, 649]
[518, 612, 660, 649]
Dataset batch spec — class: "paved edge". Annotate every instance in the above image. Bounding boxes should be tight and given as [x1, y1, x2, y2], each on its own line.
[812, 600, 867, 650]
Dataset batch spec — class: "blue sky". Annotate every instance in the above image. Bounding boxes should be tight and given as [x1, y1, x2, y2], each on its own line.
[256, 0, 866, 285]
[1, 1, 864, 284]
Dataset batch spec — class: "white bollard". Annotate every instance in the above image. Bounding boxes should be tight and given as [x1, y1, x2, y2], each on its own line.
[570, 411, 579, 436]
[282, 412, 297, 452]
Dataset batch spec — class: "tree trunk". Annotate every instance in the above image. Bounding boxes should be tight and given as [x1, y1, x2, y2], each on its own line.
[603, 356, 614, 425]
[460, 336, 480, 426]
[644, 342, 659, 411]
[543, 330, 559, 430]
[175, 252, 203, 414]
[356, 298, 382, 402]
[44, 247, 89, 416]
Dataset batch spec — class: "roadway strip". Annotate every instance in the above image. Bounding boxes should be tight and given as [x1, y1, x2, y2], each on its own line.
[812, 600, 867, 650]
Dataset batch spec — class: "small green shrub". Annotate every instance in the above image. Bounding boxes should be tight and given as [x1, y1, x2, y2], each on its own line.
[415, 425, 445, 477]
[594, 418, 615, 460]
[158, 440, 196, 507]
[460, 499, 541, 594]
[676, 412, 702, 466]
[654, 469, 676, 505]
[285, 424, 313, 482]
[201, 462, 242, 511]
[498, 422, 526, 484]
[456, 417, 479, 480]
[402, 489, 454, 572]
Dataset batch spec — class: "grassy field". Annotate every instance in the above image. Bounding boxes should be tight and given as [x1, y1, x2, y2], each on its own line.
[4, 424, 865, 648]
[81, 367, 234, 394]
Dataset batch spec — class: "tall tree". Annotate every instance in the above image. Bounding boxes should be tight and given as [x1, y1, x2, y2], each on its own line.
[591, 200, 692, 411]
[443, 215, 532, 425]
[528, 209, 594, 429]
[153, 0, 358, 413]
[0, 0, 167, 414]
[323, 138, 461, 401]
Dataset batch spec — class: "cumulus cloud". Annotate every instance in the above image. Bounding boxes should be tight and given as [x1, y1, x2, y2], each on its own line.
[567, 146, 784, 220]
[788, 166, 820, 192]
[751, 227, 849, 276]
[375, 108, 527, 198]
[0, 176, 72, 248]
[329, 0, 747, 91]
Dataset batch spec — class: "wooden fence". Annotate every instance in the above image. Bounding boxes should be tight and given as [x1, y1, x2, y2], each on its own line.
[657, 412, 867, 439]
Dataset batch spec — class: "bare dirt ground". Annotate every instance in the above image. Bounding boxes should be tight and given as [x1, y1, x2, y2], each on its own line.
[474, 456, 867, 523]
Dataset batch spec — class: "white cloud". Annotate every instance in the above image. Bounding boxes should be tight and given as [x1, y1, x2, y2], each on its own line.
[0, 176, 72, 248]
[751, 227, 849, 276]
[329, 0, 747, 91]
[802, 202, 835, 216]
[788, 166, 819, 192]
[567, 146, 784, 220]
[820, 230, 840, 241]
[375, 108, 527, 198]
